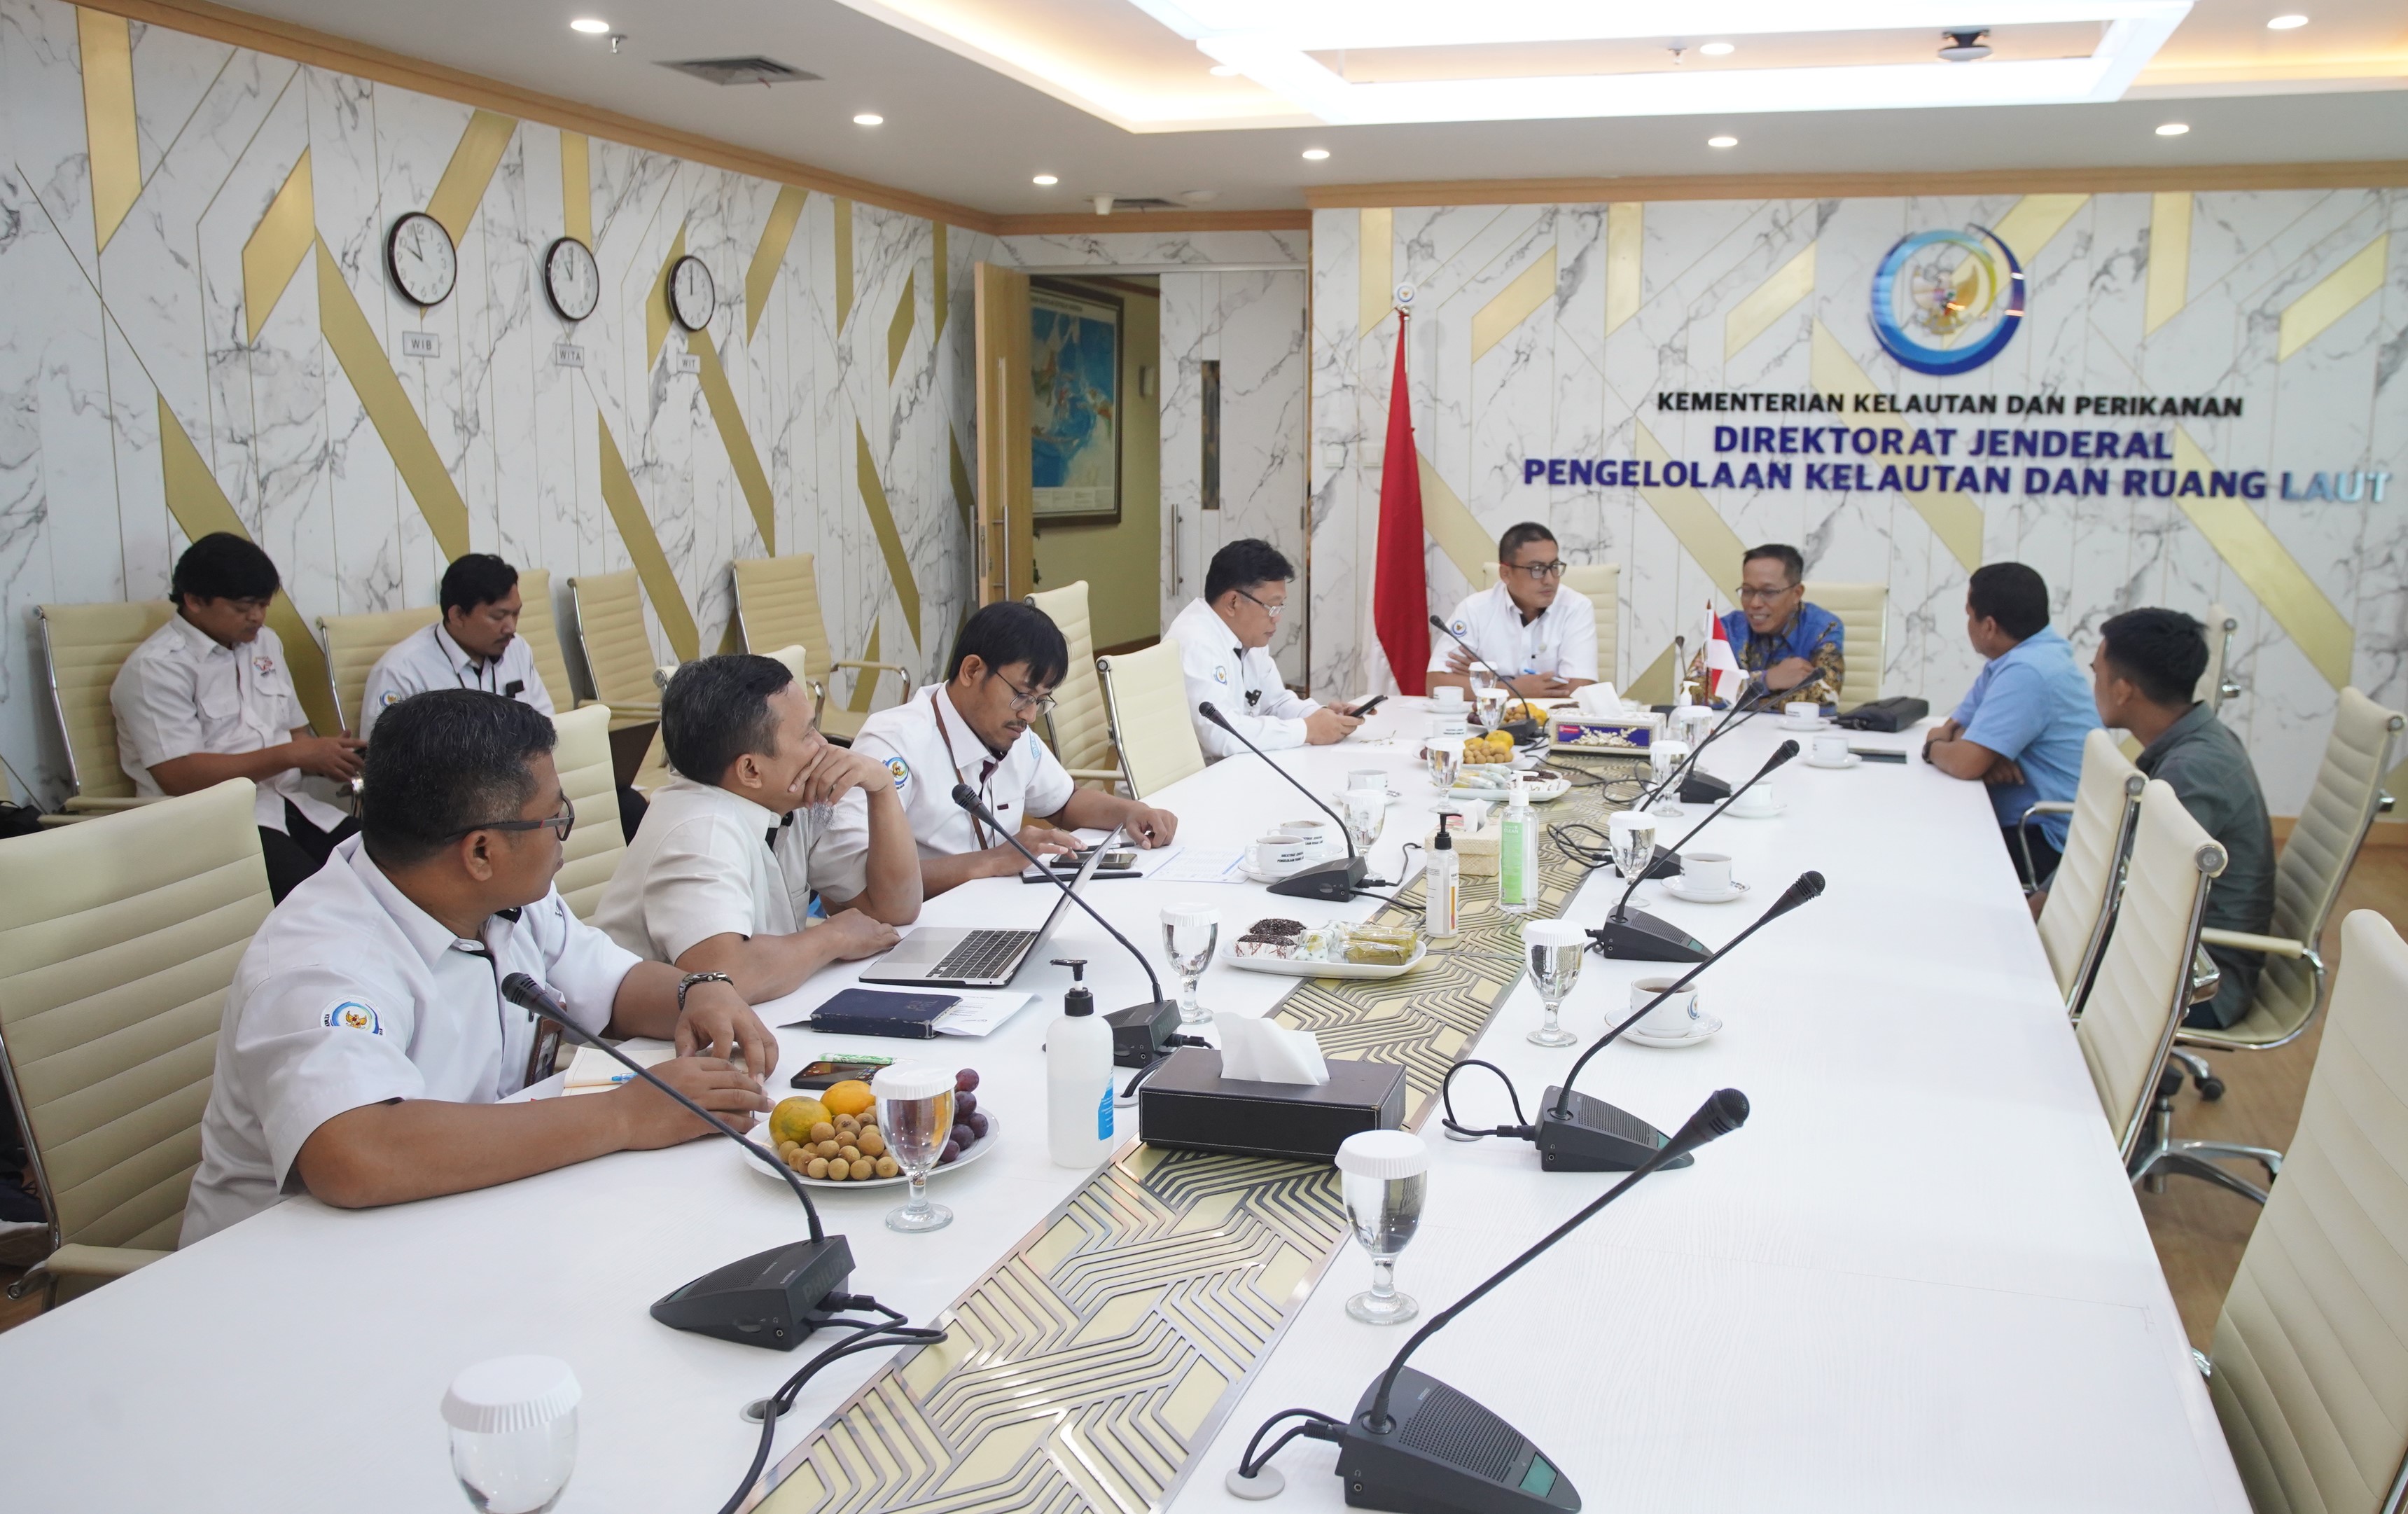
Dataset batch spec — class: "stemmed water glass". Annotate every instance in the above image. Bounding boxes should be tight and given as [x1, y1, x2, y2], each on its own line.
[875, 1066, 957, 1233]
[444, 1356, 580, 1514]
[1524, 918, 1587, 1048]
[1647, 738, 1690, 818]
[1337, 1130, 1429, 1325]
[1342, 788, 1386, 865]
[1608, 810, 1659, 910]
[1162, 903, 1219, 1025]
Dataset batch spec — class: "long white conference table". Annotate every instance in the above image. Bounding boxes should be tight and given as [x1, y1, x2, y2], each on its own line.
[0, 702, 2246, 1512]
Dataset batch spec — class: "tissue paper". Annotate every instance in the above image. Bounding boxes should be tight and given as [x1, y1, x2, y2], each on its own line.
[1216, 1015, 1330, 1085]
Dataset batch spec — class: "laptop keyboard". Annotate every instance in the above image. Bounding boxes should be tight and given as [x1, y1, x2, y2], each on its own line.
[930, 929, 1038, 982]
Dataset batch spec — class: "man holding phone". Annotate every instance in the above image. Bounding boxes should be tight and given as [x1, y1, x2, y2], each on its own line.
[1168, 538, 1365, 762]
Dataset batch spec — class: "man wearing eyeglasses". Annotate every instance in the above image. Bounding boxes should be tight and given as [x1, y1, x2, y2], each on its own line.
[819, 602, 1178, 898]
[1697, 543, 1845, 707]
[1169, 537, 1364, 761]
[1428, 522, 1598, 700]
[182, 690, 779, 1243]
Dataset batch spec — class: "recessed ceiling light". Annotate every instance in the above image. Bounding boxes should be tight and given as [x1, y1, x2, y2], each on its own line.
[1699, 41, 1735, 56]
[1032, 174, 1059, 186]
[1302, 147, 1330, 160]
[852, 113, 884, 126]
[1708, 134, 1738, 148]
[1209, 63, 1242, 76]
[2155, 121, 2190, 136]
[569, 17, 611, 33]
[2266, 13, 2308, 27]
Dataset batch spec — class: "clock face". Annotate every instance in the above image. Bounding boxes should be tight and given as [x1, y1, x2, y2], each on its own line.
[669, 255, 715, 333]
[543, 236, 599, 323]
[386, 211, 457, 307]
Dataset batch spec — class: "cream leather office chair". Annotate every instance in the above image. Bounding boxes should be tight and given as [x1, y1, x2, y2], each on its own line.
[1026, 581, 1122, 790]
[2073, 780, 2225, 1171]
[730, 555, 910, 744]
[2199, 604, 2243, 713]
[316, 606, 439, 735]
[2204, 909, 2408, 1514]
[36, 600, 177, 814]
[0, 779, 271, 1303]
[513, 569, 576, 712]
[1097, 638, 1206, 800]
[550, 704, 626, 920]
[1802, 581, 1887, 704]
[2030, 730, 2148, 1014]
[567, 571, 663, 728]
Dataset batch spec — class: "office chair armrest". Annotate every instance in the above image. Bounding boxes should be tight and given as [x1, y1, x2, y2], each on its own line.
[1064, 766, 1124, 784]
[2381, 789, 2395, 815]
[2014, 801, 2074, 893]
[600, 702, 661, 721]
[2198, 927, 2308, 959]
[832, 660, 912, 704]
[6, 1242, 175, 1298]
[2189, 947, 2222, 1006]
[61, 795, 162, 813]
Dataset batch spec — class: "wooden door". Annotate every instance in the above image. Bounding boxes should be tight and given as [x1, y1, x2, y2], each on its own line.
[973, 263, 1034, 604]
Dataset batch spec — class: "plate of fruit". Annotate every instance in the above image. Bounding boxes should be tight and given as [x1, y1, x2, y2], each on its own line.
[746, 1069, 998, 1189]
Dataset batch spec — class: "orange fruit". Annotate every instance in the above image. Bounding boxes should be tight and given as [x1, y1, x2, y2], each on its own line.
[821, 1079, 875, 1118]
[770, 1098, 829, 1146]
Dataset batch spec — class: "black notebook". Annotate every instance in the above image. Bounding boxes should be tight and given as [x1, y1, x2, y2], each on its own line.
[803, 988, 960, 1039]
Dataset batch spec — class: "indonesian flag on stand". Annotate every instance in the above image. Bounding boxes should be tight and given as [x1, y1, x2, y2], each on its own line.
[1703, 602, 1743, 704]
[1370, 311, 1431, 695]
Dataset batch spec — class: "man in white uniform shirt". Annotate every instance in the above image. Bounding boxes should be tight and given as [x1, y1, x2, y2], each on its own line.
[819, 602, 1177, 898]
[111, 532, 366, 901]
[182, 690, 777, 1244]
[597, 654, 918, 1001]
[359, 553, 554, 739]
[1167, 538, 1363, 762]
[1428, 522, 1596, 700]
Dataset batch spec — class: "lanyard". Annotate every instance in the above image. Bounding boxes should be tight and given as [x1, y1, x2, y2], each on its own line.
[435, 625, 500, 694]
[928, 697, 1001, 849]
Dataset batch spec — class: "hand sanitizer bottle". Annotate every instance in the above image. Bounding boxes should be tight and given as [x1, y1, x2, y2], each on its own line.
[1497, 775, 1538, 915]
[1426, 813, 1461, 937]
[1047, 959, 1115, 1167]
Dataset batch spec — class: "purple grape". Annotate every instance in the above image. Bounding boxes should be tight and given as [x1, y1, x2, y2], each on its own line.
[955, 1069, 980, 1092]
[939, 1139, 961, 1165]
[966, 1111, 990, 1139]
[954, 1090, 978, 1119]
[952, 1121, 975, 1148]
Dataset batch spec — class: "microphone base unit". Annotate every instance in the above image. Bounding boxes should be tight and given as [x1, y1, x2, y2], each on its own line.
[648, 1234, 856, 1351]
[1588, 909, 1710, 963]
[1533, 1088, 1694, 1174]
[1268, 856, 1371, 901]
[1106, 998, 1187, 1068]
[1677, 771, 1733, 805]
[1337, 1368, 1580, 1514]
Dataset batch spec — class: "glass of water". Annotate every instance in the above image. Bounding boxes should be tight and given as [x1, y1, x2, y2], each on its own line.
[1524, 918, 1588, 1048]
[1608, 810, 1659, 909]
[875, 1066, 957, 1233]
[1337, 1130, 1429, 1326]
[443, 1356, 580, 1514]
[1162, 903, 1219, 1025]
[1648, 738, 1690, 817]
[1342, 788, 1386, 855]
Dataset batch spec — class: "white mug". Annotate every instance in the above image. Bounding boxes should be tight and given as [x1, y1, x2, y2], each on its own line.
[1631, 976, 1701, 1037]
[1785, 701, 1821, 723]
[1348, 768, 1386, 792]
[1431, 685, 1468, 707]
[1430, 709, 1470, 739]
[1248, 833, 1308, 875]
[1284, 819, 1335, 860]
[1814, 732, 1850, 765]
[1683, 852, 1734, 895]
[1733, 780, 1779, 815]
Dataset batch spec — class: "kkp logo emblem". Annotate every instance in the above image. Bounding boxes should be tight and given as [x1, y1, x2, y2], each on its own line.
[886, 756, 910, 791]
[1869, 225, 2025, 377]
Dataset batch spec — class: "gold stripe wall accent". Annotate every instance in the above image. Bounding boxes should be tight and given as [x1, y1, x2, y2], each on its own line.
[1631, 419, 1746, 593]
[1809, 317, 1984, 571]
[241, 150, 312, 343]
[1469, 246, 1556, 363]
[886, 268, 916, 381]
[559, 132, 591, 244]
[854, 422, 921, 644]
[1624, 639, 1677, 704]
[424, 109, 515, 244]
[948, 431, 973, 529]
[646, 223, 684, 364]
[2278, 234, 2388, 361]
[2145, 192, 2191, 336]
[313, 237, 470, 561]
[1992, 193, 2089, 259]
[931, 222, 948, 345]
[688, 337, 776, 552]
[1359, 206, 1393, 336]
[744, 185, 806, 342]
[595, 417, 700, 662]
[76, 8, 139, 251]
[1413, 451, 1498, 584]
[1605, 202, 1641, 334]
[2171, 429, 2354, 688]
[834, 197, 854, 328]
[847, 623, 882, 714]
[155, 395, 337, 733]
[1725, 242, 1815, 360]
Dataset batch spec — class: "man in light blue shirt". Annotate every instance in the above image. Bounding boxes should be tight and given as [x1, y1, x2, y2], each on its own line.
[1923, 562, 2101, 885]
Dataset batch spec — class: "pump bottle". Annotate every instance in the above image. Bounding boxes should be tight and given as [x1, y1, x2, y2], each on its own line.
[1426, 813, 1461, 937]
[1046, 958, 1116, 1167]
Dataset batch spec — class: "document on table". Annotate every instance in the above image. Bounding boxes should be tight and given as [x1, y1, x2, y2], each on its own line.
[935, 991, 1040, 1037]
[1151, 847, 1247, 884]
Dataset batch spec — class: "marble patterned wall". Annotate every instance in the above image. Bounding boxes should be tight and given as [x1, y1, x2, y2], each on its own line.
[1309, 194, 2408, 814]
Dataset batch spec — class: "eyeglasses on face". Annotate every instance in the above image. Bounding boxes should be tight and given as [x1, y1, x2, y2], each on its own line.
[994, 670, 1059, 716]
[1507, 560, 1568, 580]
[1237, 588, 1288, 619]
[445, 796, 576, 843]
[1734, 581, 1802, 604]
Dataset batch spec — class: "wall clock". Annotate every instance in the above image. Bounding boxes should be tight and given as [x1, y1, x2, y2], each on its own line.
[386, 211, 457, 307]
[543, 235, 600, 322]
[669, 254, 715, 332]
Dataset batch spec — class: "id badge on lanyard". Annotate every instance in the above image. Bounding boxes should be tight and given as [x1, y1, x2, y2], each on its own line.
[930, 700, 998, 848]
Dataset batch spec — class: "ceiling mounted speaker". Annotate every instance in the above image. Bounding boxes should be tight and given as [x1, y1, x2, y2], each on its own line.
[1937, 30, 1993, 62]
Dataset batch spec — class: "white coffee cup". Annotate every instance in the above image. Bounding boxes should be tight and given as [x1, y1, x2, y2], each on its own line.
[1248, 833, 1308, 875]
[1431, 685, 1468, 707]
[1430, 709, 1470, 739]
[1813, 732, 1850, 765]
[1631, 976, 1701, 1038]
[1284, 819, 1335, 860]
[1733, 780, 1779, 815]
[1683, 852, 1734, 895]
[1348, 768, 1386, 792]
[1785, 701, 1821, 723]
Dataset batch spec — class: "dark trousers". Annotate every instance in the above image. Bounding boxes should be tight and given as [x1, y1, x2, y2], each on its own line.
[2004, 824, 2061, 889]
[259, 800, 359, 903]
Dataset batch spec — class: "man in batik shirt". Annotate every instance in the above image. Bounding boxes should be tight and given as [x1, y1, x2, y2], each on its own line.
[1692, 543, 1846, 707]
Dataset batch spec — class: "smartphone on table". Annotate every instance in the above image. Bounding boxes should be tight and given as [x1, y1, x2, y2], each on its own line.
[790, 1055, 896, 1090]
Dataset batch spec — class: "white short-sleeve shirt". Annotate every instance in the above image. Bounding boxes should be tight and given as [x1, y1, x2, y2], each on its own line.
[181, 837, 640, 1244]
[816, 684, 1075, 895]
[360, 623, 553, 739]
[594, 776, 822, 963]
[111, 614, 347, 833]
[1164, 597, 1320, 761]
[1429, 583, 1599, 684]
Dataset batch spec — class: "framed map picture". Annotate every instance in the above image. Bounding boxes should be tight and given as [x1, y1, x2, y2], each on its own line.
[1029, 281, 1122, 522]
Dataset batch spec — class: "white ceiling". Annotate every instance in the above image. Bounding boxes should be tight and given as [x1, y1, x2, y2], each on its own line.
[234, 0, 2408, 216]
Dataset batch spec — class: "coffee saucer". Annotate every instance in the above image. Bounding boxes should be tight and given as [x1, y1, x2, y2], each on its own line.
[1239, 860, 1317, 884]
[1662, 876, 1748, 904]
[1727, 800, 1788, 819]
[1779, 716, 1826, 732]
[1805, 752, 1861, 770]
[1626, 1011, 1724, 1048]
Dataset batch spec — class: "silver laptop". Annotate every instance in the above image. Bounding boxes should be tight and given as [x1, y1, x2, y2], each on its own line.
[858, 831, 1121, 988]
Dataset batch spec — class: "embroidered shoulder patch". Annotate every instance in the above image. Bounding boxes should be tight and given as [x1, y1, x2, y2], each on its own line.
[886, 756, 910, 790]
[1211, 665, 1230, 684]
[380, 689, 403, 707]
[323, 999, 383, 1035]
[1451, 619, 1468, 636]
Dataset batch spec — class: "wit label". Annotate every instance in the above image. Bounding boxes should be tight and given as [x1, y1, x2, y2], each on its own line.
[674, 352, 701, 375]
[401, 331, 440, 359]
[552, 342, 585, 368]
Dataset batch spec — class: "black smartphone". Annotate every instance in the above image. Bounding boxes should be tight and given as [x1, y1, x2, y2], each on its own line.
[790, 1056, 895, 1090]
[1851, 747, 1909, 763]
[1349, 694, 1388, 718]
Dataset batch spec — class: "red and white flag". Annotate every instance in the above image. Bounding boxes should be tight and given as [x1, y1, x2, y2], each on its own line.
[1702, 602, 1742, 703]
[1371, 311, 1431, 694]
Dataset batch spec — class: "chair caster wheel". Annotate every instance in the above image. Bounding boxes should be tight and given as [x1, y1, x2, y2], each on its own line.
[2198, 1077, 2225, 1102]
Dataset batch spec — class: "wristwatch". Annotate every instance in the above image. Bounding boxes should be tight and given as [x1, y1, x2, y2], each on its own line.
[675, 971, 736, 1014]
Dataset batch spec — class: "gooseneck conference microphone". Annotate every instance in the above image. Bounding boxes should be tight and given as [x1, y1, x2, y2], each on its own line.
[1593, 739, 1800, 962]
[499, 972, 857, 1350]
[1229, 1089, 1751, 1513]
[1197, 701, 1371, 903]
[1644, 676, 1778, 808]
[1426, 613, 1536, 705]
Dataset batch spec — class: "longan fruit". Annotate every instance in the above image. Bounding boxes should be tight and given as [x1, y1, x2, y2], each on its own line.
[835, 1113, 860, 1131]
[816, 1139, 841, 1159]
[824, 1160, 849, 1182]
[849, 1157, 875, 1181]
[805, 1157, 830, 1179]
[857, 1130, 886, 1158]
[809, 1121, 836, 1144]
[839, 1145, 861, 1163]
[874, 1154, 900, 1178]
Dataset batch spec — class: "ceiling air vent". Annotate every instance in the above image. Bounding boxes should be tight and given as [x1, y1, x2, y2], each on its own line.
[1100, 197, 1185, 211]
[658, 56, 821, 87]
